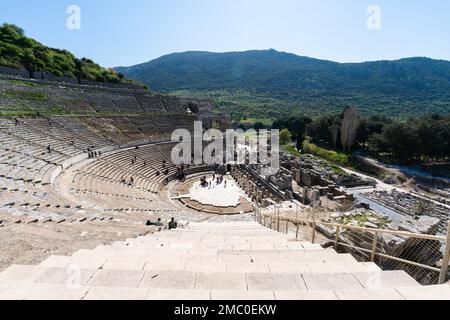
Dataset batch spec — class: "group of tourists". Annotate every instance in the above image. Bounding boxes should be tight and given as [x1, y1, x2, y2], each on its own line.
[87, 147, 101, 159]
[146, 217, 178, 230]
[200, 173, 227, 188]
[121, 176, 134, 186]
[176, 163, 190, 181]
[88, 150, 101, 159]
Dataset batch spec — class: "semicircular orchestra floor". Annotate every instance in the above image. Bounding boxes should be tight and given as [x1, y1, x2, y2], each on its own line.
[174, 174, 254, 215]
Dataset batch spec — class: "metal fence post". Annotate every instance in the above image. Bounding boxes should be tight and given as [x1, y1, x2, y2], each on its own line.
[311, 210, 316, 244]
[296, 223, 299, 239]
[334, 226, 340, 250]
[439, 221, 450, 284]
[370, 231, 379, 262]
[285, 219, 289, 234]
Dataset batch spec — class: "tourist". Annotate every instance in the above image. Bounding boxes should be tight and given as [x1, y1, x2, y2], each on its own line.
[47, 145, 51, 154]
[200, 176, 208, 187]
[168, 218, 178, 230]
[162, 160, 166, 168]
[155, 218, 164, 227]
[146, 218, 164, 227]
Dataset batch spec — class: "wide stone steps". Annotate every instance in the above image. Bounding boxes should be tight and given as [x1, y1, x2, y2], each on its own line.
[0, 221, 449, 300]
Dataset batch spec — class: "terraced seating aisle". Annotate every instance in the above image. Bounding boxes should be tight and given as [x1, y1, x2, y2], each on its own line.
[0, 221, 448, 300]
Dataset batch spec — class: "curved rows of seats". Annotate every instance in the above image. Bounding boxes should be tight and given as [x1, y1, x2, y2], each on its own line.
[69, 142, 214, 212]
[0, 117, 117, 223]
[0, 114, 210, 223]
[72, 144, 178, 199]
[78, 114, 198, 145]
[0, 77, 206, 115]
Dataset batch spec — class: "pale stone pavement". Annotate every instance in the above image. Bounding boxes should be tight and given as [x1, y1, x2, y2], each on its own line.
[0, 221, 449, 300]
[188, 176, 248, 207]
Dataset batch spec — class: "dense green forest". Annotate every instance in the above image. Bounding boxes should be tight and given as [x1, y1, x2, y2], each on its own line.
[273, 110, 450, 165]
[0, 24, 127, 83]
[116, 50, 450, 120]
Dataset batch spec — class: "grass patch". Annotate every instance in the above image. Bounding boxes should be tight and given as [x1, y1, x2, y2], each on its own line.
[0, 109, 39, 117]
[283, 145, 301, 157]
[240, 117, 273, 125]
[4, 89, 48, 102]
[302, 140, 351, 166]
[330, 165, 345, 175]
[8, 79, 41, 87]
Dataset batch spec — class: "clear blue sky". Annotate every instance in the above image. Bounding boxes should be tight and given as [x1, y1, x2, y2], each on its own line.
[1, 0, 449, 67]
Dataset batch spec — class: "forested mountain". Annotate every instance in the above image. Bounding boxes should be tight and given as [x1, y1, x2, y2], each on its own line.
[116, 49, 450, 120]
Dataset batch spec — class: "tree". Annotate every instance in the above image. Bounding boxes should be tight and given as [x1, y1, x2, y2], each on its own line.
[279, 128, 292, 145]
[306, 115, 336, 145]
[253, 122, 265, 131]
[380, 122, 417, 163]
[22, 48, 36, 77]
[340, 107, 360, 152]
[330, 118, 341, 150]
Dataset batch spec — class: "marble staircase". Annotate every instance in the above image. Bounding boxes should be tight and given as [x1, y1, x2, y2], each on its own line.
[0, 221, 449, 300]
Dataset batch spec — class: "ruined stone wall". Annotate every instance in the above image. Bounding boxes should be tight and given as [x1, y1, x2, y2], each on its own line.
[199, 112, 231, 130]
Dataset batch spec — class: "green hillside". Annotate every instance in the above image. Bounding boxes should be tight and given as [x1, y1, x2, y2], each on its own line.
[116, 50, 450, 120]
[0, 23, 126, 83]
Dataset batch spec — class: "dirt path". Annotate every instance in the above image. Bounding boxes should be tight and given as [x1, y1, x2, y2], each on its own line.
[0, 218, 155, 272]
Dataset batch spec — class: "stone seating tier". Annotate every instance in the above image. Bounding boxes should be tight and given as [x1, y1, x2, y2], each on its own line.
[0, 78, 205, 115]
[0, 221, 448, 300]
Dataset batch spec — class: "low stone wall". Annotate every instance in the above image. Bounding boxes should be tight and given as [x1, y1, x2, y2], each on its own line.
[0, 66, 29, 77]
[32, 71, 78, 84]
[0, 68, 143, 90]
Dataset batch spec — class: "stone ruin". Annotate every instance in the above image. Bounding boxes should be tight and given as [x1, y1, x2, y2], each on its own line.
[230, 165, 286, 206]
[324, 209, 445, 285]
[365, 189, 450, 235]
[280, 154, 375, 205]
[229, 152, 377, 208]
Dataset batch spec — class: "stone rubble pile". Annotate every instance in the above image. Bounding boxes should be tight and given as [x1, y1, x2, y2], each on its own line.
[365, 190, 449, 234]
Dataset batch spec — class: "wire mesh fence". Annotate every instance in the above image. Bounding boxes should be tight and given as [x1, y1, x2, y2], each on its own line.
[254, 206, 450, 286]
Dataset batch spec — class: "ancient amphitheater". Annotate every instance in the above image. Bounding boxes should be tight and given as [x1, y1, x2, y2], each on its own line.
[0, 75, 449, 300]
